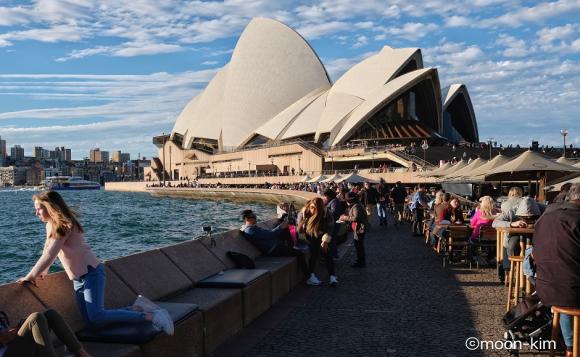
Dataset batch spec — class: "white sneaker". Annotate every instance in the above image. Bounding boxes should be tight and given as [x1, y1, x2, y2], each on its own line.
[152, 308, 174, 335]
[133, 295, 160, 313]
[306, 273, 321, 286]
[329, 275, 338, 286]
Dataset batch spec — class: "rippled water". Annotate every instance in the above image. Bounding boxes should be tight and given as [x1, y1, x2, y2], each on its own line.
[0, 188, 275, 284]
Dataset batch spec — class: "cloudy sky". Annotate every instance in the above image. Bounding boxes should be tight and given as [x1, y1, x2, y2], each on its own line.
[0, 0, 579, 159]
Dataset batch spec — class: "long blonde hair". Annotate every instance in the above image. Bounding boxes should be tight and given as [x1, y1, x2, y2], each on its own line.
[479, 196, 494, 216]
[302, 197, 326, 238]
[33, 191, 83, 239]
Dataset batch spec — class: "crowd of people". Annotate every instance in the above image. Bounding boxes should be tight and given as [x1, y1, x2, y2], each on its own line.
[1, 179, 577, 355]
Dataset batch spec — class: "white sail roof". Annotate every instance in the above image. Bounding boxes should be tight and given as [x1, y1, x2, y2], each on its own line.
[331, 68, 440, 146]
[220, 17, 330, 148]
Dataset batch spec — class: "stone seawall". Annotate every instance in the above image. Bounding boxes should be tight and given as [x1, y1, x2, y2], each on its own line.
[147, 187, 316, 206]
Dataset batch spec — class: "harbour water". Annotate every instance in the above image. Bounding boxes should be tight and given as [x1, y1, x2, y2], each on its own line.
[0, 188, 275, 284]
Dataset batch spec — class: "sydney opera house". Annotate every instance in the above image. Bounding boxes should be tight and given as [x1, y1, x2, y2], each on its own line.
[152, 17, 478, 181]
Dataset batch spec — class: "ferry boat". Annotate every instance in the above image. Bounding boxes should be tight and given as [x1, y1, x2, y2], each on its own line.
[41, 176, 101, 190]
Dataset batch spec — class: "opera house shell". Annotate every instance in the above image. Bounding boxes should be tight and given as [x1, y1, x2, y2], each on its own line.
[169, 17, 478, 154]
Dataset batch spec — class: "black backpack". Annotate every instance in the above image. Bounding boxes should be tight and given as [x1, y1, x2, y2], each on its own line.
[226, 251, 256, 269]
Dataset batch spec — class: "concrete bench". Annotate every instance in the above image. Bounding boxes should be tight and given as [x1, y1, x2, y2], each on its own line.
[105, 250, 204, 357]
[0, 275, 142, 357]
[198, 225, 301, 303]
[161, 239, 244, 355]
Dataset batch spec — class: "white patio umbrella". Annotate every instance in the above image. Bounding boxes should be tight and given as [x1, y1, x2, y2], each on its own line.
[336, 173, 379, 184]
[320, 174, 342, 183]
[307, 174, 327, 183]
[299, 175, 312, 182]
[458, 154, 512, 182]
[442, 158, 486, 180]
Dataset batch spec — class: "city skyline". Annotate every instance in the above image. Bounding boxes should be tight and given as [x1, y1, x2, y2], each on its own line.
[0, 1, 579, 159]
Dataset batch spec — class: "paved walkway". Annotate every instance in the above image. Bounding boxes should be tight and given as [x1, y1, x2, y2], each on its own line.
[214, 218, 545, 357]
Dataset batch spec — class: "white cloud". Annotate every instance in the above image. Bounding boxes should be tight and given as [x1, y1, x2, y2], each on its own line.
[0, 6, 30, 26]
[479, 0, 580, 28]
[444, 16, 471, 28]
[296, 21, 350, 39]
[352, 35, 368, 48]
[497, 34, 530, 57]
[537, 24, 578, 44]
[375, 23, 439, 41]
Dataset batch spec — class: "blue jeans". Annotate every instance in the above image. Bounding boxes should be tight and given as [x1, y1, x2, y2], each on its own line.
[73, 264, 145, 327]
[376, 203, 387, 224]
[560, 313, 573, 349]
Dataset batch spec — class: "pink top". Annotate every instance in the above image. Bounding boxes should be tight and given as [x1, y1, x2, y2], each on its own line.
[469, 209, 494, 240]
[29, 223, 100, 280]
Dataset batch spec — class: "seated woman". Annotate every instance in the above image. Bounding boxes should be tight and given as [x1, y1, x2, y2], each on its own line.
[469, 196, 496, 241]
[447, 197, 465, 225]
[0, 309, 91, 357]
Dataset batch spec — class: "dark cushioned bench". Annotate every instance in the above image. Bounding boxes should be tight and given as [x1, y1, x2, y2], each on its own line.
[77, 302, 198, 344]
[196, 269, 269, 288]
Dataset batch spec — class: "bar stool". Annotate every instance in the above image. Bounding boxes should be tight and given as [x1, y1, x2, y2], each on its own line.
[550, 306, 580, 357]
[506, 255, 524, 312]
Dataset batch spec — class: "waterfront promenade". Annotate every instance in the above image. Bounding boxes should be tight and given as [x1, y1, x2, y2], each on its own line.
[216, 219, 513, 357]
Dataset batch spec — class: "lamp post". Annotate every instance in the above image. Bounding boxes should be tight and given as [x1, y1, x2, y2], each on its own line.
[421, 140, 429, 171]
[298, 157, 301, 175]
[248, 161, 251, 177]
[331, 156, 334, 172]
[371, 149, 376, 170]
[169, 145, 172, 181]
[487, 137, 494, 161]
[270, 158, 275, 176]
[560, 129, 569, 157]
[162, 132, 166, 186]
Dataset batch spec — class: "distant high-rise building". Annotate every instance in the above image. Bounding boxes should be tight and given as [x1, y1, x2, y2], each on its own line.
[34, 146, 51, 159]
[90, 148, 109, 163]
[10, 145, 24, 161]
[101, 151, 109, 163]
[0, 136, 6, 159]
[112, 150, 131, 163]
[64, 148, 72, 161]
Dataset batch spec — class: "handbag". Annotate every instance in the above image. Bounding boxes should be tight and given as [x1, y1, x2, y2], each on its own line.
[226, 251, 255, 269]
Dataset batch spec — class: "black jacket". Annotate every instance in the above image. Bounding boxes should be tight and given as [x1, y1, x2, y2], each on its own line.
[534, 202, 580, 307]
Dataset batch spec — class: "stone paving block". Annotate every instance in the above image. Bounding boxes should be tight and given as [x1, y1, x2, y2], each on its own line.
[199, 229, 261, 268]
[242, 274, 272, 326]
[254, 257, 295, 305]
[0, 282, 46, 326]
[169, 288, 243, 355]
[77, 342, 142, 357]
[28, 271, 85, 331]
[106, 249, 193, 300]
[160, 239, 227, 283]
[140, 310, 203, 357]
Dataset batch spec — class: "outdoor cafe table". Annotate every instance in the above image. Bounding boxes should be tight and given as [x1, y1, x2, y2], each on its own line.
[496, 227, 535, 294]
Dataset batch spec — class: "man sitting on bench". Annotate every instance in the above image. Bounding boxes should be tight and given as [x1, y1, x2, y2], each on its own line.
[240, 209, 293, 255]
[240, 210, 308, 273]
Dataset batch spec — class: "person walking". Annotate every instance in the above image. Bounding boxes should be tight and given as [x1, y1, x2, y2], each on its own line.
[390, 181, 407, 226]
[409, 185, 428, 237]
[341, 192, 369, 268]
[18, 191, 173, 335]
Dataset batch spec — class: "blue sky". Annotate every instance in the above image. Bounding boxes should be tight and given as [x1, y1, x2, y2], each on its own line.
[0, 0, 579, 159]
